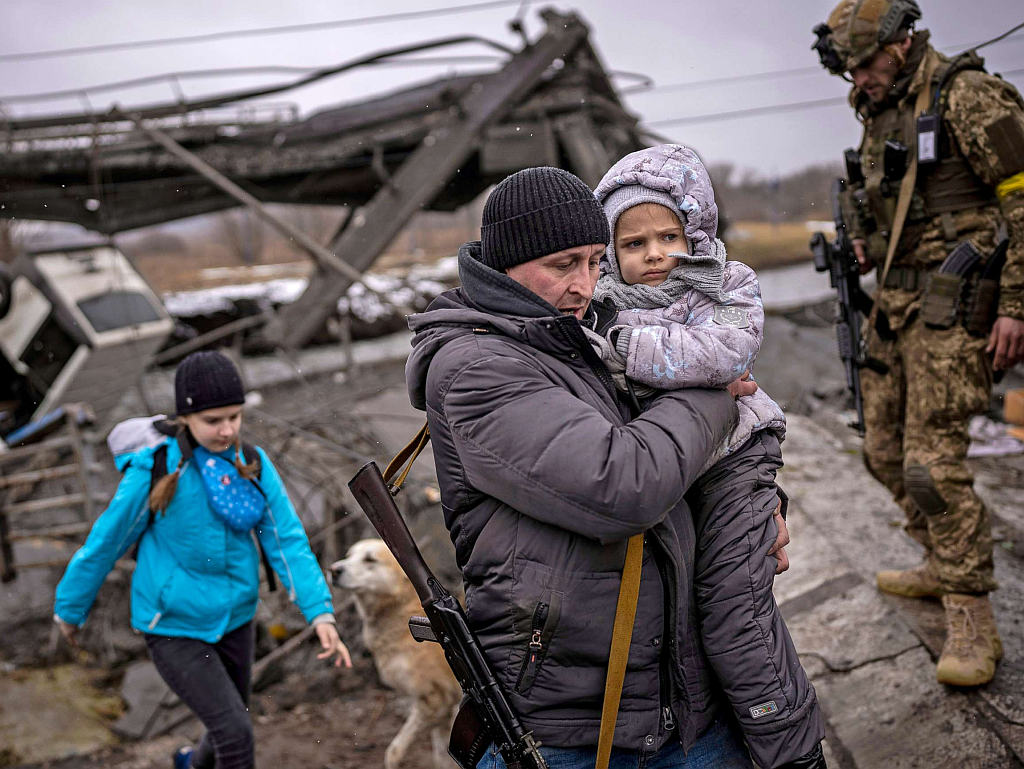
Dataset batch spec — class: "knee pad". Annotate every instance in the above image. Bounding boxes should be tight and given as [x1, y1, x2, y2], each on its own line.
[904, 464, 947, 517]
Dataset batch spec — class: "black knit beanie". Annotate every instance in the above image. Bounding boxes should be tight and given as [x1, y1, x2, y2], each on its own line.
[174, 351, 245, 416]
[480, 167, 610, 272]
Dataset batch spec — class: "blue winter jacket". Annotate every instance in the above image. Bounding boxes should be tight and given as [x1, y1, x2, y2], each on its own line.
[55, 437, 333, 642]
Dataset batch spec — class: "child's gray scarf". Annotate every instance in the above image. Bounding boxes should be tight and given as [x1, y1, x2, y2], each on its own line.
[595, 237, 728, 309]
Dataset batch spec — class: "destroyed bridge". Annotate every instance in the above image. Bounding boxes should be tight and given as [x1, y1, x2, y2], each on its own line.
[0, 9, 647, 349]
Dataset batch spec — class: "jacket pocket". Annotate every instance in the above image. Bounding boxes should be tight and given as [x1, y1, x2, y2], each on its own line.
[148, 568, 178, 630]
[514, 594, 561, 695]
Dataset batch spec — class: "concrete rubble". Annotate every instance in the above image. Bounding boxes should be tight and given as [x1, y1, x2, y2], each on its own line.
[2, 274, 1022, 767]
[331, 301, 1024, 767]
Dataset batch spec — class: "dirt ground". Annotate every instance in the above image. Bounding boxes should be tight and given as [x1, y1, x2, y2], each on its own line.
[1, 357, 451, 769]
[14, 667, 411, 769]
[16, 667, 413, 769]
[7, 249, 1020, 768]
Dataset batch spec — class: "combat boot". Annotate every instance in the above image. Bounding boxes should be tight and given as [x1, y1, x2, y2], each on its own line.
[936, 593, 1002, 687]
[875, 564, 945, 599]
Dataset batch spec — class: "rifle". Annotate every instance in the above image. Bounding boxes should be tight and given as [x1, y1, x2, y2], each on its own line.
[810, 177, 890, 435]
[348, 460, 548, 769]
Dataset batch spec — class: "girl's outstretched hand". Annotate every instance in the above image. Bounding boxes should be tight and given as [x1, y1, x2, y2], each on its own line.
[315, 622, 352, 669]
[55, 616, 80, 648]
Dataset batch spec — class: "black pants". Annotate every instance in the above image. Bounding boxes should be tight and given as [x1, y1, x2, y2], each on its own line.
[145, 621, 255, 769]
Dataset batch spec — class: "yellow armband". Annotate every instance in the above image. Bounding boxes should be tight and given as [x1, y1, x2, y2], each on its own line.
[997, 172, 1024, 200]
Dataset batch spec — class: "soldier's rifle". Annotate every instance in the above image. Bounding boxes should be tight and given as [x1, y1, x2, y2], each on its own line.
[348, 461, 548, 769]
[810, 177, 891, 435]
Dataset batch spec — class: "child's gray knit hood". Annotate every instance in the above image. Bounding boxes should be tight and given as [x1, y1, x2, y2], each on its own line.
[594, 143, 719, 286]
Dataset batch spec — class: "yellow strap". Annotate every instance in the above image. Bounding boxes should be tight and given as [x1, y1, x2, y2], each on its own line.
[868, 53, 938, 347]
[595, 533, 644, 769]
[382, 421, 431, 493]
[996, 171, 1024, 200]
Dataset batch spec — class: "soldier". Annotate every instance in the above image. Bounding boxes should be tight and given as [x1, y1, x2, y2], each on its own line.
[812, 0, 1024, 687]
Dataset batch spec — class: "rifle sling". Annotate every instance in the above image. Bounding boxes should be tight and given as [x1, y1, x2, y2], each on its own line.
[383, 421, 431, 493]
[867, 54, 937, 349]
[382, 423, 646, 767]
[596, 533, 644, 769]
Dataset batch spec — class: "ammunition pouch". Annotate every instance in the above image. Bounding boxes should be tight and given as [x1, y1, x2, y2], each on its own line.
[963, 277, 1000, 337]
[921, 238, 1006, 336]
[921, 270, 1000, 335]
[921, 272, 965, 329]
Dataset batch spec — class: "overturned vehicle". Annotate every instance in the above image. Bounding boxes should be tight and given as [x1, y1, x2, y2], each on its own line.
[0, 239, 172, 440]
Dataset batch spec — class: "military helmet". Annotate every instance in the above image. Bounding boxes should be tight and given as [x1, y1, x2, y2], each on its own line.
[813, 0, 921, 74]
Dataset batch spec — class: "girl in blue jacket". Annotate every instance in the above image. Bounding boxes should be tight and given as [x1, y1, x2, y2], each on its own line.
[54, 351, 350, 769]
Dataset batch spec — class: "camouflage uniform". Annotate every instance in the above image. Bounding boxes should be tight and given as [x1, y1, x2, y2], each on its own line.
[848, 32, 1024, 594]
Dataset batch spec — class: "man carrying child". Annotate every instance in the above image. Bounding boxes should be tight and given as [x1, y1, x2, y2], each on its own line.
[406, 160, 824, 768]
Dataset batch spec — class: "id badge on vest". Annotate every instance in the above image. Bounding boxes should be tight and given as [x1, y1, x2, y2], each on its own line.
[917, 113, 940, 165]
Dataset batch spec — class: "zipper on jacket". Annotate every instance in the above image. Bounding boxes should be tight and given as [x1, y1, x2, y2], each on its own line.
[553, 316, 619, 395]
[515, 601, 550, 694]
[648, 531, 684, 732]
[148, 612, 162, 630]
[262, 506, 297, 601]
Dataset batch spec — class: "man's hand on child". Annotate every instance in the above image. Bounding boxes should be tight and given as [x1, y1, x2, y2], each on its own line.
[767, 500, 791, 575]
[315, 622, 352, 669]
[727, 371, 758, 399]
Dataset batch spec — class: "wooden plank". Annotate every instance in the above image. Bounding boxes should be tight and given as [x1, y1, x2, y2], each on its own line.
[6, 521, 92, 540]
[66, 418, 95, 520]
[0, 511, 14, 582]
[0, 436, 74, 463]
[3, 493, 86, 516]
[0, 464, 79, 488]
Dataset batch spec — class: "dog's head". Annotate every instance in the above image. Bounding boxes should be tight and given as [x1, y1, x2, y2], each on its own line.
[329, 539, 410, 600]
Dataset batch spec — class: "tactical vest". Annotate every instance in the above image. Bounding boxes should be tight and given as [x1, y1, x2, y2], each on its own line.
[858, 49, 997, 238]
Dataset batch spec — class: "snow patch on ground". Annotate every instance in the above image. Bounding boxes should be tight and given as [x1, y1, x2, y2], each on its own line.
[162, 258, 458, 321]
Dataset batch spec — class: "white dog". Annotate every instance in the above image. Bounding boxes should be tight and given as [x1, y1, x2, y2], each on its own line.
[330, 539, 461, 769]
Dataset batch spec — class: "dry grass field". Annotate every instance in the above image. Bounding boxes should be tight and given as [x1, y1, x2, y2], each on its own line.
[725, 220, 822, 272]
[113, 211, 818, 294]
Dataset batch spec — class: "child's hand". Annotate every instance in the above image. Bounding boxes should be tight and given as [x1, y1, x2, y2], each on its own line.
[727, 372, 758, 399]
[315, 622, 352, 669]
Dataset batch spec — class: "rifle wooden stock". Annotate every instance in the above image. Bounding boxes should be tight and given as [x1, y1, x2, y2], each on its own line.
[347, 461, 548, 769]
[348, 461, 437, 604]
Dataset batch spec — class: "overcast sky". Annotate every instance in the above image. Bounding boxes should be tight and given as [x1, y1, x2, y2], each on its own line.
[1, 1, 1022, 179]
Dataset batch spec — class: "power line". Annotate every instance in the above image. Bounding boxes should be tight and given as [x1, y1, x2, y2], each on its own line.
[626, 31, 1024, 97]
[1, 55, 649, 106]
[3, 35, 513, 132]
[648, 96, 847, 128]
[647, 66, 1024, 128]
[0, 0, 533, 63]
[973, 19, 1024, 50]
[622, 66, 820, 96]
[0, 57, 505, 104]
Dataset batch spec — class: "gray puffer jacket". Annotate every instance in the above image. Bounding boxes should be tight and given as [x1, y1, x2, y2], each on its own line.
[608, 259, 786, 473]
[405, 242, 739, 751]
